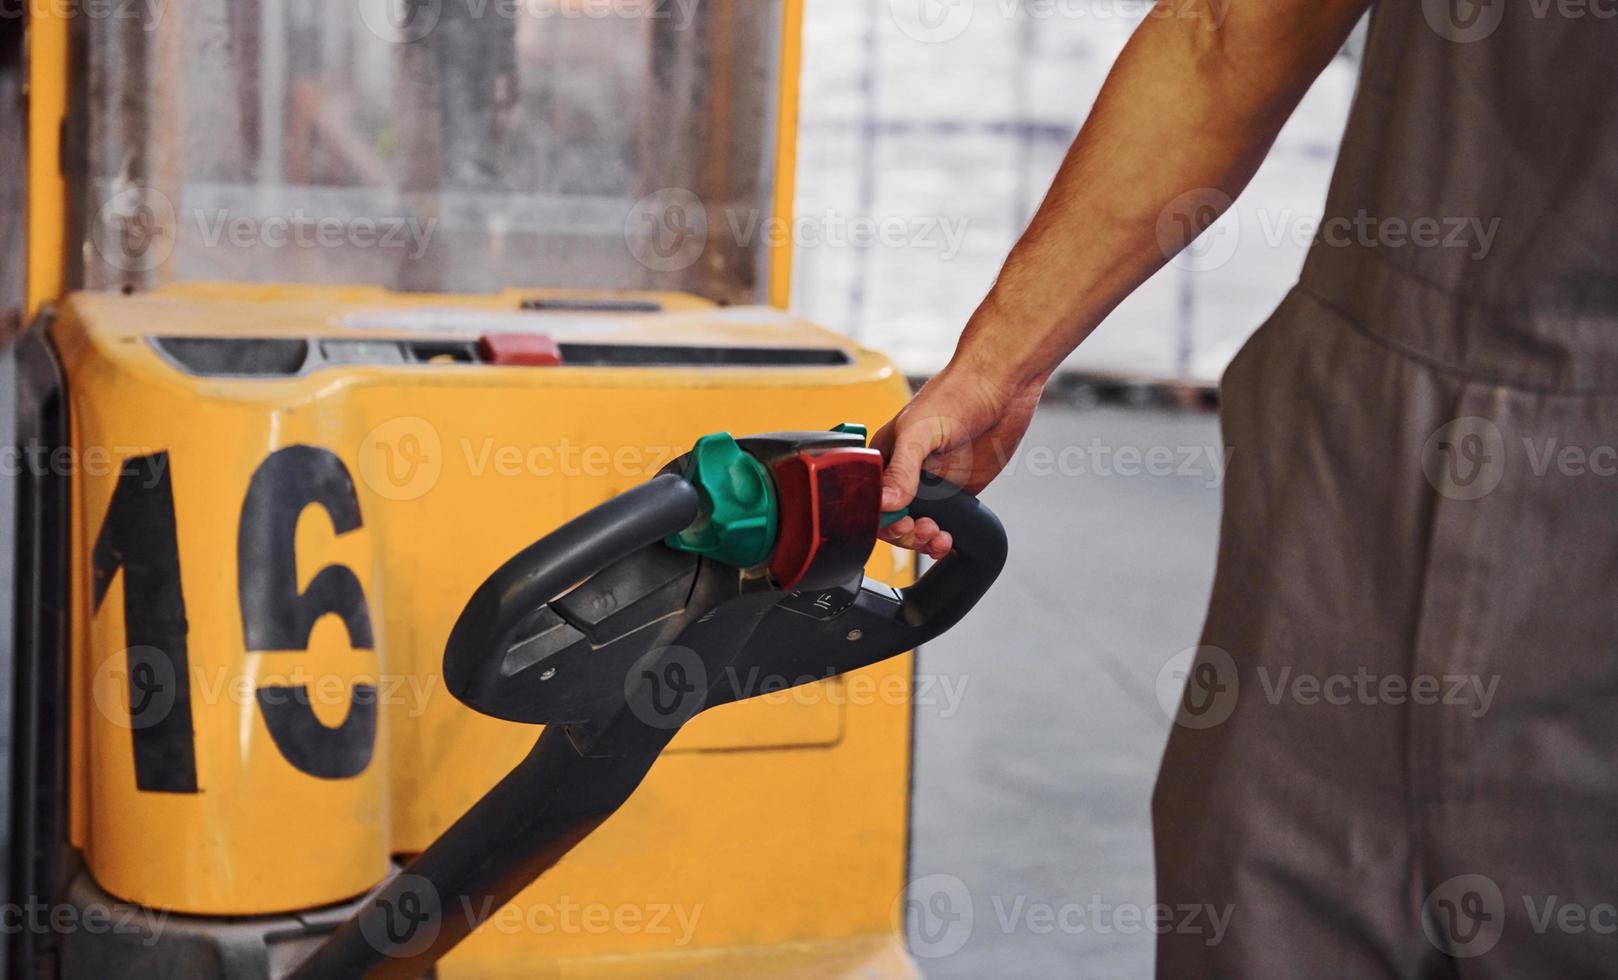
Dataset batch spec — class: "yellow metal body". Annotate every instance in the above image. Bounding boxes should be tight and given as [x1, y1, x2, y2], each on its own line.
[23, 1, 925, 972]
[24, 3, 67, 316]
[56, 284, 917, 974]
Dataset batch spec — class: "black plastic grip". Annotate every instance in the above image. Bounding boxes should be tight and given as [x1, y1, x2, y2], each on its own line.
[895, 472, 1008, 644]
[443, 474, 701, 716]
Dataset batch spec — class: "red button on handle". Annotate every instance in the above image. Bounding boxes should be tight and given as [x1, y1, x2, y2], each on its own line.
[769, 448, 884, 592]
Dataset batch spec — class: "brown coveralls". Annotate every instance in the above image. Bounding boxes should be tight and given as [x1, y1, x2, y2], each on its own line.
[1154, 3, 1618, 976]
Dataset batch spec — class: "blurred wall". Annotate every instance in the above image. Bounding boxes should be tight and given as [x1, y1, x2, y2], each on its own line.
[792, 0, 1363, 384]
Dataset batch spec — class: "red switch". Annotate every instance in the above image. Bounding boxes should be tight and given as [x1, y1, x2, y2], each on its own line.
[479, 333, 564, 366]
[770, 448, 884, 591]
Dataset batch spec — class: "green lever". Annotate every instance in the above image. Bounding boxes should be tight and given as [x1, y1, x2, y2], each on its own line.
[665, 433, 778, 567]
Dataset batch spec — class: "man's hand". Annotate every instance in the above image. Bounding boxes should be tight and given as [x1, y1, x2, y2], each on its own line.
[872, 359, 1044, 560]
[868, 0, 1369, 556]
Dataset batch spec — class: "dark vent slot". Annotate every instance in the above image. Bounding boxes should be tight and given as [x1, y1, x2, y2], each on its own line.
[520, 298, 665, 314]
[557, 344, 850, 367]
[152, 337, 310, 377]
[405, 341, 480, 363]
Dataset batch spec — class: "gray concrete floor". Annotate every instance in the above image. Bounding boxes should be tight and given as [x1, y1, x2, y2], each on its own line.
[908, 402, 1224, 979]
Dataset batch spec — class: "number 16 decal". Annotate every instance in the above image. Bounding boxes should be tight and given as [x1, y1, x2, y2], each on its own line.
[91, 452, 200, 794]
[93, 445, 379, 789]
[239, 446, 378, 780]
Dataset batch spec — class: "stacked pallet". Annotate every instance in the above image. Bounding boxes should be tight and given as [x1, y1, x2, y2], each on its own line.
[794, 0, 1362, 387]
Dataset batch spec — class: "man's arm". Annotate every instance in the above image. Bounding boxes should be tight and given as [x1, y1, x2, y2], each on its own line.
[875, 0, 1371, 558]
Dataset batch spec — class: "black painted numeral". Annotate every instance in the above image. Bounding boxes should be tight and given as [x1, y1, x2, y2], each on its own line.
[239, 446, 377, 780]
[91, 452, 200, 794]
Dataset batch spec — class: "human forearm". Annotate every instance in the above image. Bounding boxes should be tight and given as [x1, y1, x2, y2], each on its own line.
[954, 0, 1371, 389]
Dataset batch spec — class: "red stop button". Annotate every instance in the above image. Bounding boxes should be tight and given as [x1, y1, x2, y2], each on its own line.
[769, 448, 884, 591]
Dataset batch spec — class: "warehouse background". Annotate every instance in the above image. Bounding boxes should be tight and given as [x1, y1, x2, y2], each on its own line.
[793, 0, 1363, 384]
